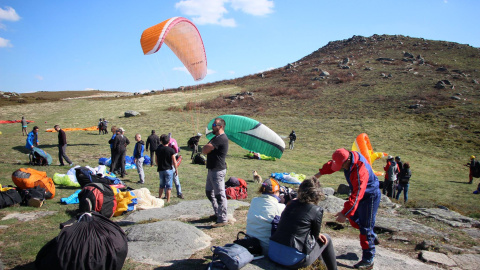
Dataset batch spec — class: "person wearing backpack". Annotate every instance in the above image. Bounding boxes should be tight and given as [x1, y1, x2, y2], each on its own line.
[246, 178, 286, 255]
[314, 148, 380, 270]
[383, 156, 399, 198]
[395, 162, 411, 203]
[465, 155, 477, 184]
[269, 177, 337, 270]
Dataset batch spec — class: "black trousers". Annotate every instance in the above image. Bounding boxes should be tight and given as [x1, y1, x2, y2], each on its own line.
[58, 144, 72, 165]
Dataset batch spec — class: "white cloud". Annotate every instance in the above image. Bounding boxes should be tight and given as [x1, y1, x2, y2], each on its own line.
[85, 88, 96, 90]
[173, 66, 190, 75]
[230, 0, 274, 16]
[0, 37, 12, 47]
[0, 6, 20, 22]
[259, 67, 275, 73]
[175, 0, 273, 27]
[35, 75, 44, 80]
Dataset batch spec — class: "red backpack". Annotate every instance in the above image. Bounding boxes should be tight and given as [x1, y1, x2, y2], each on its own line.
[225, 177, 248, 200]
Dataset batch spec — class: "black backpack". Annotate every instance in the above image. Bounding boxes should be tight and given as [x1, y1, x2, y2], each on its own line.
[193, 153, 206, 165]
[473, 161, 480, 178]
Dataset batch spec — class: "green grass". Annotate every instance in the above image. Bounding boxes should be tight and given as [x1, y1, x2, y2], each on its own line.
[0, 34, 479, 269]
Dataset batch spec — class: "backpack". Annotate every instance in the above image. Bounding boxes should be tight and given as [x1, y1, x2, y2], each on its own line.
[473, 161, 480, 178]
[0, 188, 22, 208]
[29, 147, 52, 166]
[225, 178, 248, 200]
[75, 167, 112, 188]
[20, 186, 47, 207]
[12, 168, 56, 199]
[193, 153, 206, 165]
[387, 161, 398, 181]
[208, 243, 253, 270]
[78, 182, 117, 218]
[35, 212, 128, 270]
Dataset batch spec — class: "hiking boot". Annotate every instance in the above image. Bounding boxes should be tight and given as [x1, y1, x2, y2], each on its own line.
[137, 181, 144, 184]
[374, 236, 380, 245]
[177, 194, 184, 199]
[354, 260, 374, 269]
[69, 163, 74, 167]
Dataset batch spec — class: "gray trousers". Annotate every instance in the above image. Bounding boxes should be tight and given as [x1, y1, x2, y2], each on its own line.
[206, 169, 228, 223]
[135, 157, 145, 183]
[58, 144, 72, 165]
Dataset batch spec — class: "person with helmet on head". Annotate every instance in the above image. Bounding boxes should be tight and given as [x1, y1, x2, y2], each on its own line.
[465, 155, 478, 184]
[314, 148, 380, 270]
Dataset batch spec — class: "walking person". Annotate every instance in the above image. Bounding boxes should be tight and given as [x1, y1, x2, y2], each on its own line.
[289, 130, 296, 150]
[133, 133, 145, 184]
[315, 148, 380, 269]
[155, 134, 177, 203]
[54, 125, 73, 166]
[146, 130, 160, 167]
[202, 118, 230, 228]
[396, 162, 411, 203]
[21, 116, 28, 136]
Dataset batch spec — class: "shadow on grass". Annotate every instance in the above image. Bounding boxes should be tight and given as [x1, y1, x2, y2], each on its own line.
[447, 181, 472, 184]
[12, 144, 101, 153]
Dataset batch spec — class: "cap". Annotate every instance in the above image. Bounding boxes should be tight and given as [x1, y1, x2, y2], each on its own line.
[262, 178, 280, 194]
[395, 156, 401, 160]
[118, 127, 125, 132]
[331, 148, 350, 172]
[387, 155, 394, 160]
[197, 133, 202, 136]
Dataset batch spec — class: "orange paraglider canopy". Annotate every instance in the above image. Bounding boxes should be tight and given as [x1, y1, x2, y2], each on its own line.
[45, 126, 98, 132]
[140, 17, 207, 81]
[352, 133, 387, 176]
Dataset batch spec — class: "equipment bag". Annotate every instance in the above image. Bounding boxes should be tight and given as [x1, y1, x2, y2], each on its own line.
[12, 168, 55, 199]
[193, 153, 206, 165]
[233, 231, 262, 257]
[75, 167, 111, 188]
[209, 243, 253, 270]
[35, 212, 128, 270]
[78, 182, 117, 218]
[226, 177, 247, 200]
[20, 186, 47, 207]
[0, 188, 22, 208]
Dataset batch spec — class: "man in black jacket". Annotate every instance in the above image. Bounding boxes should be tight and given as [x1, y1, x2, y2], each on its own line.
[111, 128, 130, 177]
[146, 130, 160, 167]
[54, 125, 73, 166]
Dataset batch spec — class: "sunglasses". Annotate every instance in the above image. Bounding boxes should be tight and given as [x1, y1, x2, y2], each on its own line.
[212, 123, 221, 127]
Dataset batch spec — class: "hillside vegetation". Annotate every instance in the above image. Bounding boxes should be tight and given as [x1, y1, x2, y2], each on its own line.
[0, 34, 479, 269]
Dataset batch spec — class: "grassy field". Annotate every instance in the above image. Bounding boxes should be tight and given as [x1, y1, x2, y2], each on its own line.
[0, 34, 479, 269]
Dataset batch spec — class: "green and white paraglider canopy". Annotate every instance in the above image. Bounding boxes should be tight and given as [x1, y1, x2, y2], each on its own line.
[206, 115, 285, 159]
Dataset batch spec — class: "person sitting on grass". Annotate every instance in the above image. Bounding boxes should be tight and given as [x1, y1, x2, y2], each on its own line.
[268, 177, 337, 270]
[246, 178, 286, 255]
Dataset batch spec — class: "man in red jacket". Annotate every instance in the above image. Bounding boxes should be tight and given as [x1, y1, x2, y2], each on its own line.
[315, 148, 381, 270]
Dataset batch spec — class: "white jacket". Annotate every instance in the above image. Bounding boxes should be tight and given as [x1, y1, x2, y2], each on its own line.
[246, 194, 286, 255]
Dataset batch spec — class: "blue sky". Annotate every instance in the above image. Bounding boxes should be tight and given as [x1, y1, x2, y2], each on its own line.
[1, 0, 479, 93]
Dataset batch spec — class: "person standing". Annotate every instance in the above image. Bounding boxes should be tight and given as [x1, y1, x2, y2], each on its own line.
[155, 134, 177, 203]
[102, 118, 109, 134]
[168, 133, 184, 199]
[288, 130, 296, 150]
[396, 162, 411, 203]
[383, 156, 399, 198]
[314, 148, 380, 269]
[111, 128, 129, 177]
[202, 118, 230, 228]
[146, 130, 160, 167]
[133, 133, 145, 184]
[108, 126, 117, 169]
[21, 116, 28, 136]
[189, 133, 202, 159]
[54, 125, 73, 166]
[465, 155, 477, 184]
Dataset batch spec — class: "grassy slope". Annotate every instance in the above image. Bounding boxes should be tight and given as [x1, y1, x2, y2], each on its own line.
[0, 34, 479, 269]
